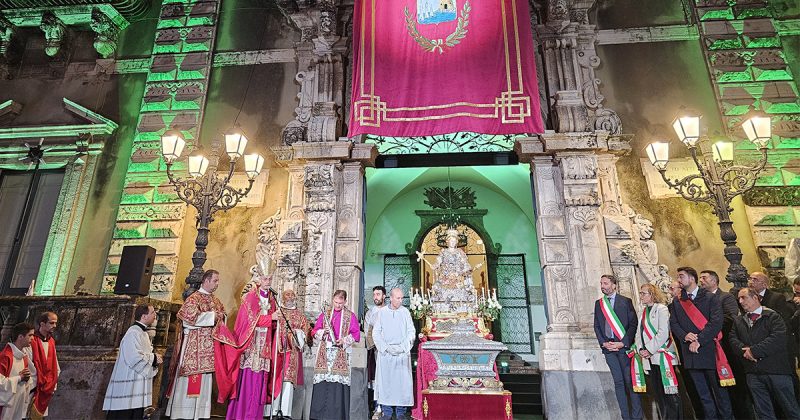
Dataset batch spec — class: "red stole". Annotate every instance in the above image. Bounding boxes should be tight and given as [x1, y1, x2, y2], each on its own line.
[30, 336, 58, 415]
[678, 299, 736, 386]
[213, 289, 283, 404]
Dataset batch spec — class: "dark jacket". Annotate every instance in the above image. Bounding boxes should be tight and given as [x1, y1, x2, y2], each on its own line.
[669, 287, 723, 369]
[593, 293, 638, 354]
[761, 289, 792, 320]
[716, 290, 740, 335]
[729, 307, 794, 375]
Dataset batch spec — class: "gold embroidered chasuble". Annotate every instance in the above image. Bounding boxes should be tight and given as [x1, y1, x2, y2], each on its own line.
[176, 290, 226, 376]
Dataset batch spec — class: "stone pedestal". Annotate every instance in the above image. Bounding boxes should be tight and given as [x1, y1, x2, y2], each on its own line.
[0, 295, 180, 419]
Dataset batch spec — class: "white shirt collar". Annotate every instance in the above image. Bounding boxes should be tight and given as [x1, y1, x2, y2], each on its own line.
[750, 306, 763, 315]
[198, 287, 211, 294]
[758, 289, 766, 297]
[686, 285, 699, 298]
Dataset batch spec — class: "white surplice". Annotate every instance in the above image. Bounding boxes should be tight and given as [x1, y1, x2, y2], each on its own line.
[0, 344, 37, 420]
[165, 310, 215, 420]
[103, 323, 158, 412]
[373, 306, 415, 407]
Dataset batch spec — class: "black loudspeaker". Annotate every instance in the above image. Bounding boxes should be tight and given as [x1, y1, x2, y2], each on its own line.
[114, 245, 156, 296]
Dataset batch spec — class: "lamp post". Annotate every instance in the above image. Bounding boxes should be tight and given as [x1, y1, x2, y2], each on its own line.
[161, 129, 265, 298]
[646, 113, 771, 287]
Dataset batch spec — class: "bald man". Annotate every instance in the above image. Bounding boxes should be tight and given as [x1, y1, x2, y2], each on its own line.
[748, 272, 793, 322]
[373, 288, 415, 420]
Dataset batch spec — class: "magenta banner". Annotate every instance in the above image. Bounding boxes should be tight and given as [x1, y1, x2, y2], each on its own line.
[348, 0, 545, 137]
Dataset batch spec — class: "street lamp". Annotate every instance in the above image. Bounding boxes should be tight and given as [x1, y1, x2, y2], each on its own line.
[646, 114, 771, 287]
[161, 130, 265, 298]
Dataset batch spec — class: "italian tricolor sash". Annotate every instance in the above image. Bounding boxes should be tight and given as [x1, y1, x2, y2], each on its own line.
[599, 296, 624, 340]
[678, 298, 736, 387]
[626, 346, 647, 392]
[641, 306, 679, 394]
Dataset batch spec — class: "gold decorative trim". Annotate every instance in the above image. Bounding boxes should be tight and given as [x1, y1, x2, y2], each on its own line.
[423, 397, 429, 417]
[422, 389, 513, 396]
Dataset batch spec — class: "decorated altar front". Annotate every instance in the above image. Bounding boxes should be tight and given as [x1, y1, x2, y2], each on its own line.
[409, 225, 511, 419]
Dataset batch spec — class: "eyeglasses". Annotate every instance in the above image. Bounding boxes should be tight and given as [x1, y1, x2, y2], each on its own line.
[638, 291, 651, 295]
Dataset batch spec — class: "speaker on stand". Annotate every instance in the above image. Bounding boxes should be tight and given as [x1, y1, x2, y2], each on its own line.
[114, 245, 156, 296]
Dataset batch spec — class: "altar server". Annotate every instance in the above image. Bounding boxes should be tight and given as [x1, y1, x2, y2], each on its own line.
[373, 288, 415, 420]
[103, 304, 162, 419]
[0, 323, 36, 420]
[30, 312, 59, 417]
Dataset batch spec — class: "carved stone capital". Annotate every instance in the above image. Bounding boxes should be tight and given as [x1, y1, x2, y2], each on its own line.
[90, 7, 122, 58]
[553, 90, 589, 132]
[40, 11, 66, 57]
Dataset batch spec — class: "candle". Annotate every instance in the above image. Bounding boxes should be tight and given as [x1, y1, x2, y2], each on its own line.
[493, 288, 497, 301]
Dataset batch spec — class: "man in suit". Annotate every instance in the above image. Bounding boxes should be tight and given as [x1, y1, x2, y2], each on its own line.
[700, 270, 739, 332]
[701, 270, 753, 419]
[729, 287, 800, 420]
[593, 274, 642, 420]
[748, 272, 793, 322]
[670, 266, 734, 420]
[749, 271, 799, 400]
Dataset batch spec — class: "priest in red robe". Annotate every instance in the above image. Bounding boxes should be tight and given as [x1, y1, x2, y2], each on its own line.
[214, 273, 285, 420]
[30, 312, 59, 417]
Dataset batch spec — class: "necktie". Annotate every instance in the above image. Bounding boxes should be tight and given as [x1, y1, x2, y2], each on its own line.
[748, 313, 760, 322]
[689, 292, 695, 301]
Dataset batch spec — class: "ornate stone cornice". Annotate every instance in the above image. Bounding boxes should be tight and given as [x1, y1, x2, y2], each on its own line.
[743, 187, 800, 207]
[1, 5, 129, 57]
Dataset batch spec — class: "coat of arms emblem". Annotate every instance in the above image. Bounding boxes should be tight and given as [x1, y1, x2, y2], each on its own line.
[405, 0, 470, 54]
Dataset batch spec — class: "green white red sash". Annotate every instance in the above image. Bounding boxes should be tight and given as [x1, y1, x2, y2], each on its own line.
[601, 296, 646, 392]
[641, 306, 679, 394]
[679, 298, 736, 387]
[599, 296, 625, 340]
[626, 346, 647, 392]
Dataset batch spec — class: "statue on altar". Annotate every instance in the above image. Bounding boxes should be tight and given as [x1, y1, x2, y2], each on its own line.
[416, 228, 481, 314]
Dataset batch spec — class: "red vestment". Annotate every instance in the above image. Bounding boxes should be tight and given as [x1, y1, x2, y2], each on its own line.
[30, 335, 57, 415]
[213, 289, 285, 404]
[165, 290, 225, 398]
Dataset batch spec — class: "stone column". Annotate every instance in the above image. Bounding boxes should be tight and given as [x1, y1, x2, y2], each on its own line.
[518, 133, 627, 420]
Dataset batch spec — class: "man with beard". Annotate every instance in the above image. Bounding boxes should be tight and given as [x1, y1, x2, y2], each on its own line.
[266, 289, 311, 418]
[364, 286, 387, 418]
[592, 274, 641, 420]
[670, 267, 734, 420]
